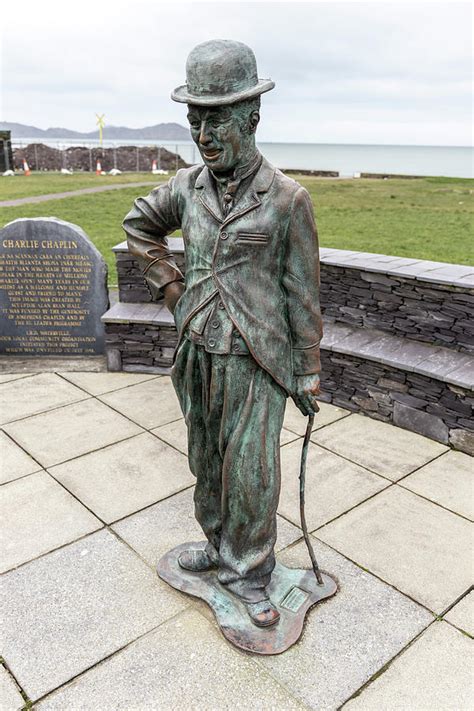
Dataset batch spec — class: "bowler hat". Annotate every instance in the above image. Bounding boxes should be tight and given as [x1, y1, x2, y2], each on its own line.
[171, 39, 275, 106]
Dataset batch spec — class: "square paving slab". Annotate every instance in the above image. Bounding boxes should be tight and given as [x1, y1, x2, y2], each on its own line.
[279, 440, 388, 530]
[400, 450, 473, 520]
[0, 665, 24, 711]
[0, 373, 32, 384]
[99, 376, 183, 429]
[312, 413, 447, 480]
[49, 432, 194, 523]
[0, 470, 101, 573]
[152, 417, 300, 454]
[317, 486, 473, 613]
[0, 430, 42, 484]
[151, 417, 189, 454]
[3, 398, 143, 467]
[1, 529, 187, 701]
[37, 609, 305, 710]
[345, 622, 473, 710]
[112, 487, 302, 567]
[444, 590, 473, 636]
[256, 539, 432, 710]
[59, 371, 159, 395]
[283, 398, 350, 435]
[0, 373, 88, 425]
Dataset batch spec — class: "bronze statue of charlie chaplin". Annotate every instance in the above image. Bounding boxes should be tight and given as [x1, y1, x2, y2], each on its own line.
[124, 40, 336, 653]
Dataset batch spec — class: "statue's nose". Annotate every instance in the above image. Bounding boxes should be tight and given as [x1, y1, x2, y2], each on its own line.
[199, 121, 212, 146]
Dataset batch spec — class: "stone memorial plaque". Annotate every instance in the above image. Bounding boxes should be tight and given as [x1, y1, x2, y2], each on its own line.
[0, 218, 108, 356]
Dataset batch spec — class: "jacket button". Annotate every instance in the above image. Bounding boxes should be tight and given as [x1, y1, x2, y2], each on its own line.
[211, 320, 220, 329]
[232, 330, 240, 337]
[208, 338, 216, 347]
[220, 231, 228, 240]
[218, 301, 225, 310]
[232, 344, 240, 353]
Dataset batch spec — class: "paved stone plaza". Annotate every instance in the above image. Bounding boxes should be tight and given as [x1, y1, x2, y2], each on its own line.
[0, 370, 472, 710]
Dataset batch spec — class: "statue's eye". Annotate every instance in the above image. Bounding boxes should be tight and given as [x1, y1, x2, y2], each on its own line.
[188, 119, 200, 129]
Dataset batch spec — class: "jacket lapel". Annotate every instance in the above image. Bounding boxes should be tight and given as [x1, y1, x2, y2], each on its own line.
[195, 167, 223, 224]
[223, 157, 276, 227]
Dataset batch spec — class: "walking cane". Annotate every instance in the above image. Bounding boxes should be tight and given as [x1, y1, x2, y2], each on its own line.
[300, 410, 324, 586]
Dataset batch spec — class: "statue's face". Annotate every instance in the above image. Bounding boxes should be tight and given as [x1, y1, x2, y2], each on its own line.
[187, 103, 256, 174]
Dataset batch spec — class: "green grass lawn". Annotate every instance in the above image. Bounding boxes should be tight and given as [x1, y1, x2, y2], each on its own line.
[0, 171, 166, 201]
[1, 173, 472, 285]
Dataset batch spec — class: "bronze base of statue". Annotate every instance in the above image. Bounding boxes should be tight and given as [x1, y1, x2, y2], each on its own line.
[157, 541, 337, 655]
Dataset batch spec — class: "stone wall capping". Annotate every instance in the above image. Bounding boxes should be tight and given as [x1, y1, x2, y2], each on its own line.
[319, 323, 356, 351]
[319, 248, 360, 259]
[412, 350, 473, 382]
[416, 270, 474, 287]
[331, 329, 381, 357]
[453, 275, 474, 288]
[112, 240, 129, 252]
[442, 360, 474, 390]
[353, 333, 402, 360]
[113, 237, 185, 254]
[386, 261, 449, 278]
[102, 301, 167, 325]
[377, 341, 442, 370]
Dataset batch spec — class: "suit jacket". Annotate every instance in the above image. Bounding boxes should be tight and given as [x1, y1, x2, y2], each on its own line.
[123, 156, 322, 395]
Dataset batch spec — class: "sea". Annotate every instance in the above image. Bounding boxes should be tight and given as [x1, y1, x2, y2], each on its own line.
[12, 138, 473, 178]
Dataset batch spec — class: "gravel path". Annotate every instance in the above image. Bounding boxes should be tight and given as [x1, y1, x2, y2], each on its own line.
[0, 181, 158, 207]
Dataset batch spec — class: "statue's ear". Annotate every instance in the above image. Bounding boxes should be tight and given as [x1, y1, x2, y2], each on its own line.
[249, 110, 260, 134]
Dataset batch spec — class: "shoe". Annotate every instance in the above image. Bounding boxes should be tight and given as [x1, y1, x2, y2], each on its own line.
[178, 549, 216, 572]
[245, 599, 280, 628]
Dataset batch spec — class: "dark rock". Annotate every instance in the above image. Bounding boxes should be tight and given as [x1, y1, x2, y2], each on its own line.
[392, 392, 429, 409]
[352, 396, 378, 411]
[457, 418, 474, 431]
[377, 377, 408, 392]
[449, 429, 474, 455]
[359, 272, 399, 286]
[393, 402, 449, 443]
[106, 348, 122, 372]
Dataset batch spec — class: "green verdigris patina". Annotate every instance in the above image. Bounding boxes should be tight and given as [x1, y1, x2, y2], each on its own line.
[123, 40, 330, 640]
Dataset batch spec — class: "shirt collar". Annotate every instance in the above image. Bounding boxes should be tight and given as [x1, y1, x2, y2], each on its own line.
[210, 150, 263, 189]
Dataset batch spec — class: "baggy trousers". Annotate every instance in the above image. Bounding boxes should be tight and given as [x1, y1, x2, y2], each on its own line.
[171, 337, 287, 603]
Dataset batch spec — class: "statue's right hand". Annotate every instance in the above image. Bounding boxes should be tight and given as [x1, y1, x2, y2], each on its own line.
[163, 281, 185, 314]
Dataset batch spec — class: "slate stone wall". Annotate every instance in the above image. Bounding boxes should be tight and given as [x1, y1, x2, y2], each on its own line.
[116, 250, 185, 303]
[319, 349, 473, 451]
[320, 265, 473, 354]
[114, 247, 473, 353]
[105, 322, 178, 371]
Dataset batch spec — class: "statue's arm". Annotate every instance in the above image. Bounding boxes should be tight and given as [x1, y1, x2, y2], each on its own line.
[282, 186, 323, 414]
[122, 178, 185, 313]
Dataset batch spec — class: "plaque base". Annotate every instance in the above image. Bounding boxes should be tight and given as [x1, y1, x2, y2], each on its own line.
[156, 541, 337, 655]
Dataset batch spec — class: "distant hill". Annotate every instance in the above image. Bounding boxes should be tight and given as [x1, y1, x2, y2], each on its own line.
[1, 121, 191, 141]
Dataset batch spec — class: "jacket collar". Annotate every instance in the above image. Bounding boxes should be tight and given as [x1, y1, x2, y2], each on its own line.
[195, 156, 276, 226]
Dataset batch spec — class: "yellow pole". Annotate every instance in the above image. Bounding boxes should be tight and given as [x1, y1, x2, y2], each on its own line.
[95, 113, 105, 147]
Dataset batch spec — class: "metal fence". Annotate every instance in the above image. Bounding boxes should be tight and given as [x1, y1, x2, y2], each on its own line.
[11, 138, 199, 173]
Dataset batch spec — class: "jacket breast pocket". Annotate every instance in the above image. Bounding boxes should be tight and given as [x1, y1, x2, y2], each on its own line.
[236, 232, 269, 246]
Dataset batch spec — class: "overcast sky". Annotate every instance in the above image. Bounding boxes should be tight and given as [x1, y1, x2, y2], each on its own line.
[1, 0, 472, 145]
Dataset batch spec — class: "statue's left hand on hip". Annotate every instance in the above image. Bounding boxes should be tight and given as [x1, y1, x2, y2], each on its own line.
[293, 374, 321, 416]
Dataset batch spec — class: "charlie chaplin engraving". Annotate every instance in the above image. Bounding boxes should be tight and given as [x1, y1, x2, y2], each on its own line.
[123, 40, 323, 630]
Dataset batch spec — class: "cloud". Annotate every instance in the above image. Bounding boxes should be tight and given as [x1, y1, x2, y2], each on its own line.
[1, 0, 472, 144]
